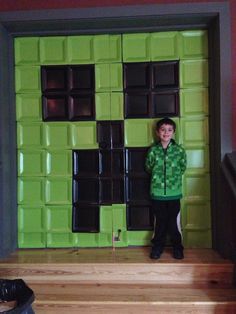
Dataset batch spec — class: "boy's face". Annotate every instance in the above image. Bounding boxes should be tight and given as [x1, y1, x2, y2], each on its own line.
[156, 123, 175, 144]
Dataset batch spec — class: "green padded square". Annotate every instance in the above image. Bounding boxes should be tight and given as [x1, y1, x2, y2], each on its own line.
[179, 30, 208, 59]
[185, 145, 209, 173]
[183, 173, 210, 201]
[111, 93, 124, 120]
[45, 177, 72, 205]
[18, 206, 45, 232]
[123, 33, 150, 62]
[43, 123, 71, 149]
[99, 233, 112, 247]
[67, 35, 94, 64]
[151, 31, 179, 61]
[182, 201, 211, 230]
[95, 93, 111, 120]
[47, 233, 75, 248]
[18, 177, 44, 205]
[180, 60, 208, 88]
[46, 206, 71, 232]
[16, 94, 42, 121]
[18, 232, 46, 248]
[46, 150, 72, 176]
[15, 66, 41, 93]
[40, 36, 67, 64]
[109, 35, 122, 62]
[18, 149, 45, 176]
[127, 231, 152, 246]
[100, 206, 112, 232]
[95, 64, 110, 92]
[183, 230, 211, 248]
[110, 63, 123, 91]
[125, 119, 153, 147]
[112, 204, 126, 231]
[15, 37, 40, 65]
[17, 122, 43, 148]
[70, 122, 98, 148]
[94, 35, 110, 63]
[181, 117, 208, 146]
[180, 88, 209, 117]
[78, 233, 99, 247]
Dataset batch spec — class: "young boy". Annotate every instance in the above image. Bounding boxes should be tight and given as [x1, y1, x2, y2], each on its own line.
[145, 118, 187, 260]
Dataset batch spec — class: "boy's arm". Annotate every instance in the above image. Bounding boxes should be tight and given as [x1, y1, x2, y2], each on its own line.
[145, 148, 155, 173]
[180, 147, 187, 174]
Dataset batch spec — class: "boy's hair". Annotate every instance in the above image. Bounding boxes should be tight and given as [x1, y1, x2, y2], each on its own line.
[156, 117, 176, 131]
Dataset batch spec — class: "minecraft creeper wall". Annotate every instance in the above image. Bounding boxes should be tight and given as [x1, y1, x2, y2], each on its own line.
[15, 31, 211, 248]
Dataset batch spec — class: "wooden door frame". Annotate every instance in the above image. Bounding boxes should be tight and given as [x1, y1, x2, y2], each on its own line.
[0, 2, 232, 257]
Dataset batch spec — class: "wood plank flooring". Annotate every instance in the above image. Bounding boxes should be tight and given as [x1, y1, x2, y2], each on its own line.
[0, 247, 235, 313]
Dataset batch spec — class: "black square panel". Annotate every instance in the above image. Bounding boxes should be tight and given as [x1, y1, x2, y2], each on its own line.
[112, 150, 124, 175]
[41, 66, 67, 92]
[152, 91, 179, 117]
[100, 178, 112, 204]
[68, 94, 95, 120]
[97, 121, 111, 149]
[112, 178, 125, 203]
[43, 96, 68, 121]
[126, 177, 150, 202]
[125, 93, 150, 118]
[72, 205, 99, 232]
[152, 61, 179, 88]
[73, 178, 99, 203]
[124, 63, 150, 90]
[99, 150, 112, 176]
[111, 121, 124, 148]
[127, 205, 153, 230]
[73, 150, 99, 176]
[125, 148, 149, 175]
[69, 65, 95, 91]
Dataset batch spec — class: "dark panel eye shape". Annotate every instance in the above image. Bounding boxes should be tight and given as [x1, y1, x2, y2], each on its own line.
[152, 62, 179, 88]
[70, 66, 95, 91]
[127, 205, 153, 230]
[72, 205, 99, 232]
[43, 96, 68, 120]
[124, 63, 150, 89]
[42, 67, 67, 92]
[69, 95, 95, 120]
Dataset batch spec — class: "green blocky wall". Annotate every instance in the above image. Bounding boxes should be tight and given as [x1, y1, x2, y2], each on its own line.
[15, 30, 211, 248]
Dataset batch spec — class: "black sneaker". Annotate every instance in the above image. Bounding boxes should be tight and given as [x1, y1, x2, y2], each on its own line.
[150, 247, 163, 260]
[173, 248, 184, 260]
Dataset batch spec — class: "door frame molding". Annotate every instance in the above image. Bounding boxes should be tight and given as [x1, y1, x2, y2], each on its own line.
[0, 2, 231, 257]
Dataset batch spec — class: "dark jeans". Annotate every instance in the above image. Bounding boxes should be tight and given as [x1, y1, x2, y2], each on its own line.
[151, 199, 183, 251]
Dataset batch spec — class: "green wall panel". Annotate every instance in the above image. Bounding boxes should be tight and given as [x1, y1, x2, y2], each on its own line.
[183, 230, 212, 248]
[46, 150, 72, 176]
[127, 231, 152, 246]
[179, 30, 208, 59]
[18, 177, 44, 205]
[47, 233, 75, 248]
[77, 233, 99, 247]
[100, 206, 112, 232]
[18, 205, 45, 233]
[95, 93, 111, 120]
[181, 117, 208, 146]
[17, 122, 43, 148]
[110, 93, 124, 120]
[95, 64, 111, 92]
[67, 35, 94, 64]
[15, 66, 41, 93]
[125, 119, 152, 147]
[45, 177, 72, 204]
[15, 37, 40, 65]
[183, 173, 210, 201]
[110, 63, 123, 91]
[46, 206, 71, 232]
[99, 233, 112, 247]
[70, 122, 98, 148]
[18, 149, 45, 176]
[123, 33, 150, 62]
[185, 145, 209, 173]
[182, 201, 211, 230]
[109, 35, 122, 62]
[180, 60, 209, 88]
[180, 88, 209, 117]
[18, 232, 46, 248]
[150, 31, 179, 61]
[43, 123, 71, 149]
[94, 35, 121, 63]
[40, 37, 67, 64]
[16, 94, 42, 121]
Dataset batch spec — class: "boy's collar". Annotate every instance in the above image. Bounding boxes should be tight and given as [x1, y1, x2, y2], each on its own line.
[157, 138, 176, 147]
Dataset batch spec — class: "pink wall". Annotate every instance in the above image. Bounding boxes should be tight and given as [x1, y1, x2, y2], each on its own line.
[0, 0, 235, 150]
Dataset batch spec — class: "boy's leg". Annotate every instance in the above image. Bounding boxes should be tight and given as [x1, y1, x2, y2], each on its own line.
[151, 200, 168, 257]
[167, 200, 184, 258]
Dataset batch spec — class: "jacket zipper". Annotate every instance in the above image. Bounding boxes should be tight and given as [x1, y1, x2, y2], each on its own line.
[163, 148, 167, 195]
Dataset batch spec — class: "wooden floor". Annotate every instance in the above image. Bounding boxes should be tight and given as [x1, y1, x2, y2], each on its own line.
[0, 247, 236, 313]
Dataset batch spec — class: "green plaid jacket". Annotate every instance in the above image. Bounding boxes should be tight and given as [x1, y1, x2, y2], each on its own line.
[145, 139, 187, 200]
